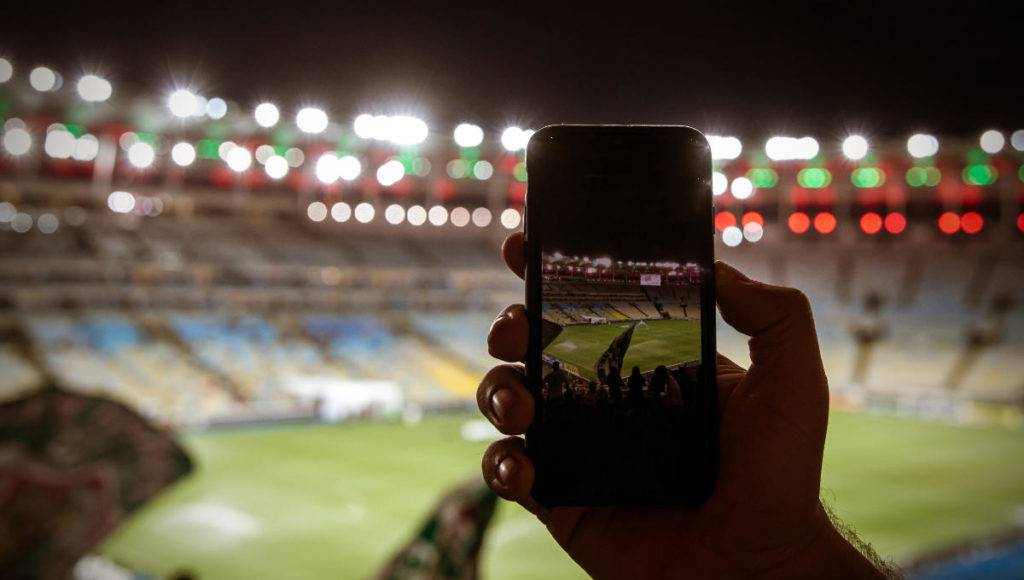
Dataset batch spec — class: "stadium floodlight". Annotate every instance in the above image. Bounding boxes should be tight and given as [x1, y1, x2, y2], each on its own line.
[76, 74, 112, 102]
[307, 201, 328, 222]
[388, 116, 429, 145]
[842, 135, 869, 160]
[225, 146, 252, 172]
[376, 159, 405, 186]
[331, 202, 352, 223]
[315, 153, 340, 184]
[979, 130, 1005, 154]
[127, 142, 156, 169]
[337, 155, 362, 181]
[44, 128, 76, 159]
[171, 142, 196, 166]
[168, 89, 199, 118]
[0, 58, 12, 83]
[29, 66, 57, 92]
[450, 206, 470, 227]
[264, 155, 289, 179]
[107, 191, 135, 213]
[707, 135, 742, 160]
[3, 127, 32, 156]
[453, 123, 484, 147]
[353, 114, 378, 139]
[711, 171, 728, 196]
[296, 107, 329, 134]
[406, 205, 427, 226]
[354, 202, 375, 223]
[428, 205, 448, 226]
[1011, 130, 1024, 152]
[501, 126, 528, 151]
[730, 176, 754, 200]
[73, 135, 99, 161]
[722, 226, 743, 247]
[500, 208, 521, 230]
[765, 136, 819, 161]
[471, 207, 492, 227]
[206, 97, 228, 120]
[906, 133, 939, 158]
[254, 102, 280, 128]
[385, 204, 405, 225]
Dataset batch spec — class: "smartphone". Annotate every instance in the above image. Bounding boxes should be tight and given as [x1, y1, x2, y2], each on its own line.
[524, 125, 717, 506]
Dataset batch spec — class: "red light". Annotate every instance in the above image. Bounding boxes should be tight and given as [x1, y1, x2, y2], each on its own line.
[938, 211, 960, 235]
[788, 212, 811, 234]
[715, 211, 737, 231]
[961, 211, 984, 234]
[814, 212, 837, 234]
[741, 211, 764, 227]
[1018, 213, 1024, 233]
[884, 212, 906, 234]
[859, 212, 883, 235]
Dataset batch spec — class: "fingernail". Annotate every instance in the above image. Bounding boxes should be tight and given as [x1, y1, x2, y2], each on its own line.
[490, 388, 513, 423]
[496, 455, 518, 486]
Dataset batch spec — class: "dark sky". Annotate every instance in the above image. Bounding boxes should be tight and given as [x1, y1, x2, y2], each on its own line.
[3, 1, 1021, 138]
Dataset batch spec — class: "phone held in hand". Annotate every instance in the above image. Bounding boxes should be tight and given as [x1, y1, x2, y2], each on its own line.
[524, 125, 717, 506]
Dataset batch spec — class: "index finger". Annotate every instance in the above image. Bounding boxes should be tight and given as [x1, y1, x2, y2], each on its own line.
[502, 232, 525, 279]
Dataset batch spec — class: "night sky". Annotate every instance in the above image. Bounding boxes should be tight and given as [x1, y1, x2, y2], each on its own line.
[2, 1, 1020, 138]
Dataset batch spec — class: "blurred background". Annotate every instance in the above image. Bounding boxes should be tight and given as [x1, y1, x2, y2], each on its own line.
[0, 2, 1022, 579]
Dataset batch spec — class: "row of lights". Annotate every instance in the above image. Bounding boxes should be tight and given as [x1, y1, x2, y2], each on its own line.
[306, 202, 521, 229]
[715, 210, 999, 239]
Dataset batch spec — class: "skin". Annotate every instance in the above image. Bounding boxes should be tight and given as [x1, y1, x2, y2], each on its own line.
[477, 232, 889, 579]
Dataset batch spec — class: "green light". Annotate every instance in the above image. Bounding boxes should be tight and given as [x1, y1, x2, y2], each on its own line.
[197, 138, 221, 160]
[797, 167, 832, 189]
[925, 167, 941, 186]
[136, 132, 158, 146]
[906, 166, 940, 187]
[851, 167, 886, 188]
[398, 154, 417, 173]
[746, 167, 779, 188]
[1019, 165, 1024, 183]
[460, 146, 480, 160]
[962, 164, 997, 186]
[63, 123, 86, 138]
[966, 148, 988, 165]
[514, 161, 528, 182]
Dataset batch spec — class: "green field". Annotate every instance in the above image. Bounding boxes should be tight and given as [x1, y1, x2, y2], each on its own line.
[102, 412, 1024, 579]
[545, 319, 700, 380]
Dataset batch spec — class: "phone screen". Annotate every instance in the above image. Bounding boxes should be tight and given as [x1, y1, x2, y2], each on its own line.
[525, 125, 717, 506]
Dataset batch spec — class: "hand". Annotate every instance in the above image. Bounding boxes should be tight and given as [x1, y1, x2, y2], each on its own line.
[478, 232, 889, 579]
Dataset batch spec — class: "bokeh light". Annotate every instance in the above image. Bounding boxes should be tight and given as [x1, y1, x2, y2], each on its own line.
[331, 202, 352, 223]
[254, 103, 280, 128]
[296, 107, 329, 134]
[860, 212, 883, 235]
[500, 208, 521, 229]
[453, 123, 484, 147]
[979, 130, 1005, 154]
[376, 160, 405, 186]
[168, 89, 199, 118]
[385, 204, 406, 225]
[907, 133, 939, 158]
[307, 201, 328, 222]
[960, 212, 984, 235]
[842, 135, 869, 160]
[264, 155, 289, 179]
[171, 142, 196, 167]
[354, 202, 375, 223]
[76, 74, 113, 102]
[722, 225, 742, 247]
[884, 212, 906, 234]
[814, 212, 837, 234]
[127, 142, 156, 169]
[937, 211, 960, 234]
[29, 66, 58, 92]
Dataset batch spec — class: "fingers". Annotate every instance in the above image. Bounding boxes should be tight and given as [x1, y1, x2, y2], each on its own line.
[488, 304, 528, 362]
[482, 436, 549, 521]
[502, 232, 525, 280]
[476, 364, 534, 435]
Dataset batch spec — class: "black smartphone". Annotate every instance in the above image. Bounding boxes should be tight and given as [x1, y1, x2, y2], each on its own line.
[525, 125, 717, 506]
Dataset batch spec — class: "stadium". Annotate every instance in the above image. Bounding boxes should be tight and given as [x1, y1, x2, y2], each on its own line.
[1, 7, 1023, 579]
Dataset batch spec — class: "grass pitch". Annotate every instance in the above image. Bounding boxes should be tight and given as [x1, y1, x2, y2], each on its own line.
[545, 318, 701, 380]
[101, 412, 1024, 579]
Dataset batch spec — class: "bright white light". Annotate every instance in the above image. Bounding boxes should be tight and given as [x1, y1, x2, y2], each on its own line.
[0, 58, 12, 83]
[307, 201, 328, 222]
[107, 191, 135, 213]
[385, 204, 406, 225]
[354, 202, 375, 223]
[731, 176, 754, 200]
[473, 160, 494, 180]
[255, 144, 275, 164]
[296, 107, 328, 134]
[353, 114, 377, 138]
[127, 142, 156, 169]
[765, 136, 819, 161]
[76, 74, 112, 102]
[315, 153, 340, 184]
[73, 135, 99, 161]
[337, 155, 361, 181]
[472, 207, 492, 227]
[11, 213, 32, 233]
[707, 135, 742, 160]
[1011, 130, 1024, 152]
[265, 155, 288, 179]
[907, 133, 939, 158]
[376, 159, 405, 186]
[712, 171, 728, 196]
[722, 225, 742, 247]
[428, 205, 448, 226]
[37, 213, 59, 234]
[29, 66, 57, 92]
[3, 127, 31, 156]
[254, 103, 280, 128]
[44, 129, 76, 159]
[500, 208, 521, 229]
[842, 135, 869, 160]
[226, 146, 252, 172]
[743, 222, 764, 243]
[979, 130, 1005, 154]
[218, 141, 237, 160]
[331, 202, 351, 222]
[206, 97, 228, 119]
[501, 127, 528, 151]
[453, 123, 484, 147]
[168, 89, 199, 118]
[450, 207, 470, 227]
[0, 202, 14, 222]
[389, 116, 429, 145]
[406, 205, 427, 226]
[171, 142, 196, 166]
[285, 147, 304, 167]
